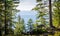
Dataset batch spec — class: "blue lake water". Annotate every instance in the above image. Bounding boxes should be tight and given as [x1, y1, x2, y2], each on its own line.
[17, 11, 37, 24]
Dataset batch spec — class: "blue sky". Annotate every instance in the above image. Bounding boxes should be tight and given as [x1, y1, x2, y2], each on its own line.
[16, 0, 37, 24]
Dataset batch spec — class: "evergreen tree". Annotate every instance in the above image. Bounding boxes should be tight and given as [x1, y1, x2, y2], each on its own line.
[27, 18, 33, 31]
[53, 0, 60, 28]
[0, 0, 19, 36]
[14, 15, 25, 36]
[27, 18, 33, 36]
[0, 0, 4, 36]
[32, 0, 47, 26]
[4, 0, 15, 36]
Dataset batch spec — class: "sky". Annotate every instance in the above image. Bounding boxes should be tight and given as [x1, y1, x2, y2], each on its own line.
[16, 0, 37, 11]
[16, 0, 37, 24]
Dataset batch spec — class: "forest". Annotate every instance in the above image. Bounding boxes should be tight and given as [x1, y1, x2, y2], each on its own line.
[0, 0, 60, 36]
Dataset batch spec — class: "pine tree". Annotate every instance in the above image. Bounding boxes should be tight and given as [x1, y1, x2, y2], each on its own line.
[0, 0, 19, 36]
[0, 0, 5, 36]
[32, 0, 47, 26]
[27, 19, 33, 31]
[0, 0, 20, 36]
[53, 0, 60, 28]
[14, 15, 25, 36]
[27, 18, 33, 36]
[4, 0, 14, 36]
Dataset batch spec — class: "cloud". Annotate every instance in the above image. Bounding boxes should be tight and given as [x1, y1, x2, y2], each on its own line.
[16, 0, 37, 11]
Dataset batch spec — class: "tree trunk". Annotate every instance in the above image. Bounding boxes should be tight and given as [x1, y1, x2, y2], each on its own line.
[0, 26, 2, 36]
[49, 0, 53, 27]
[5, 0, 9, 36]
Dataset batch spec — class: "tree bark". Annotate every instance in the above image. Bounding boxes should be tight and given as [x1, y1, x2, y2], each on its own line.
[0, 26, 2, 36]
[49, 0, 53, 27]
